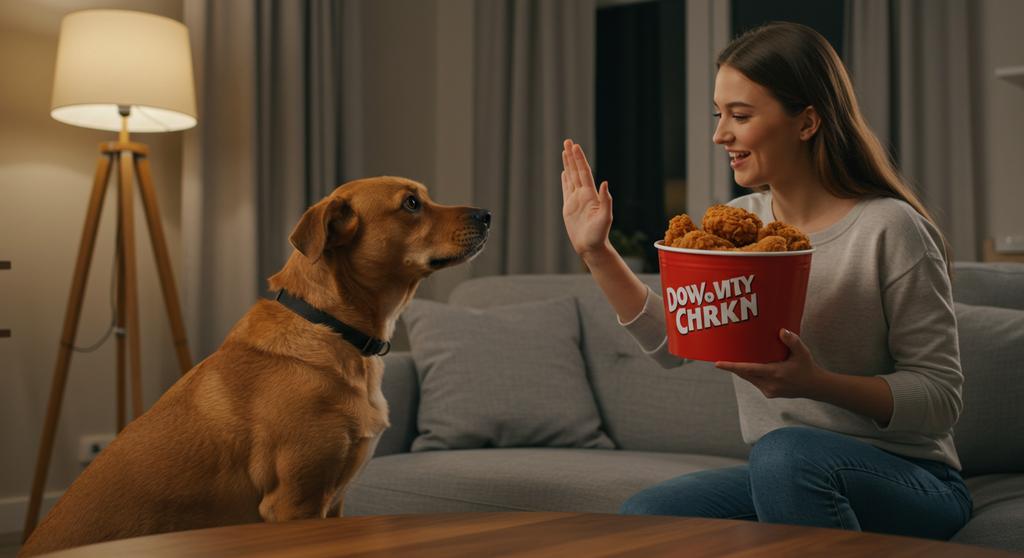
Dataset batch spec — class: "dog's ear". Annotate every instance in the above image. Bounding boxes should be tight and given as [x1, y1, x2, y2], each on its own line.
[289, 198, 359, 262]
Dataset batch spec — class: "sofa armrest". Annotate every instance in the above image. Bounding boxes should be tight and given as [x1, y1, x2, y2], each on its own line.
[375, 351, 419, 456]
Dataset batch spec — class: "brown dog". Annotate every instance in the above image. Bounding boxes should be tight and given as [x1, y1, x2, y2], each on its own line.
[20, 177, 490, 556]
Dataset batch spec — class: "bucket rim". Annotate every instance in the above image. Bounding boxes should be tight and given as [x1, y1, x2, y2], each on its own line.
[655, 239, 814, 257]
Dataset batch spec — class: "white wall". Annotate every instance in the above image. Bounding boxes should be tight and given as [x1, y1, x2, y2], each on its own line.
[0, 0, 186, 533]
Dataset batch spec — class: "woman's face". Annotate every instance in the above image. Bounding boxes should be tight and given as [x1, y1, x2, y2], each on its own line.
[712, 65, 808, 189]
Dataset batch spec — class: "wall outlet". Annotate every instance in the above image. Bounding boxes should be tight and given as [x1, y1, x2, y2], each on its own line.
[77, 433, 116, 468]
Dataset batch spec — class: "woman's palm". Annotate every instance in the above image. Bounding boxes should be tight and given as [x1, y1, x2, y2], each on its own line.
[561, 140, 613, 255]
[563, 184, 610, 253]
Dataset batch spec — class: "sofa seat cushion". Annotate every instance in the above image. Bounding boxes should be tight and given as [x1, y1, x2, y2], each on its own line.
[953, 474, 1024, 552]
[344, 448, 746, 516]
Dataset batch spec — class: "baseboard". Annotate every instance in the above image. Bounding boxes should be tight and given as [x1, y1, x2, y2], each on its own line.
[0, 492, 63, 540]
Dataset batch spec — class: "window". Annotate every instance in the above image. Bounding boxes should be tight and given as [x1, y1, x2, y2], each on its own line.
[596, 0, 686, 272]
[595, 0, 845, 269]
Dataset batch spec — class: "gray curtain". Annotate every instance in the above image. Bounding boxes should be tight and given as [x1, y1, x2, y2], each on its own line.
[473, 0, 597, 276]
[182, 0, 363, 358]
[846, 0, 982, 261]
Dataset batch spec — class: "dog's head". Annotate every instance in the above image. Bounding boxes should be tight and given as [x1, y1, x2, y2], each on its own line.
[288, 177, 490, 281]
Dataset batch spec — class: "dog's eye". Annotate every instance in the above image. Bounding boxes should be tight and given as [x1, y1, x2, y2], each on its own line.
[403, 195, 421, 212]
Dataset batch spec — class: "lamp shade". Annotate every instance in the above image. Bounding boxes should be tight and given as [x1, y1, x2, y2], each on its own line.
[51, 9, 197, 133]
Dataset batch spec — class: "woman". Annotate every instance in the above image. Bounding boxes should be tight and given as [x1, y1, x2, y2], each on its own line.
[560, 22, 971, 539]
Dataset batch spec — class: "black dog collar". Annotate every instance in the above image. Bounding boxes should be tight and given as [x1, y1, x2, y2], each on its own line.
[274, 290, 391, 356]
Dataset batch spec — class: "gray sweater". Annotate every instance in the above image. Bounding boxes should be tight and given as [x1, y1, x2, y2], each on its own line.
[622, 192, 963, 470]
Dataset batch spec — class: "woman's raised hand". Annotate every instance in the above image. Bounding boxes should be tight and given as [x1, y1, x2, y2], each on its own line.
[561, 139, 613, 258]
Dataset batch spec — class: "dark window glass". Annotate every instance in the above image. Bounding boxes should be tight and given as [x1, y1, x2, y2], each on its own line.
[596, 0, 686, 272]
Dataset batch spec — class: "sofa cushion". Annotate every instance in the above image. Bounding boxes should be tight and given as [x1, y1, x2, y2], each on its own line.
[449, 274, 749, 460]
[952, 302, 1024, 476]
[575, 285, 750, 460]
[344, 448, 747, 515]
[402, 296, 614, 451]
[954, 474, 1024, 551]
[376, 352, 419, 457]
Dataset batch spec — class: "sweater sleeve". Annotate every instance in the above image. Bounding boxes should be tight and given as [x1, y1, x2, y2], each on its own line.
[875, 254, 963, 436]
[619, 286, 690, 369]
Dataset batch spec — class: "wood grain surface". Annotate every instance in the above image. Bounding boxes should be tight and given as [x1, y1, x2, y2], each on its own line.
[43, 512, 1017, 558]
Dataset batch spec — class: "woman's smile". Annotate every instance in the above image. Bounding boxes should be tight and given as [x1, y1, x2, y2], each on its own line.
[728, 150, 752, 169]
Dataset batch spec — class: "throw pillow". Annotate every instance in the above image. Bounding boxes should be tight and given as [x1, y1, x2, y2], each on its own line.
[402, 296, 615, 451]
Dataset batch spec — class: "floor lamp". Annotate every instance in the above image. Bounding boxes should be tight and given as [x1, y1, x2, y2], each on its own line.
[23, 9, 198, 540]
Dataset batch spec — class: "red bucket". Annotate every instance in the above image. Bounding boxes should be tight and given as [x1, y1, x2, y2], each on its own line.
[655, 241, 813, 363]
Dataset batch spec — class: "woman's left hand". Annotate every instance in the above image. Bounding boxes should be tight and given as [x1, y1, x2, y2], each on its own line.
[715, 328, 832, 400]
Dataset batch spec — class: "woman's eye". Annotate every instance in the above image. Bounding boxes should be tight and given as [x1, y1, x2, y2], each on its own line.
[712, 111, 750, 122]
[403, 195, 421, 212]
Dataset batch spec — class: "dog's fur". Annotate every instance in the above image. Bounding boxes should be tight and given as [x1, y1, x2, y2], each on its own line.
[20, 177, 489, 556]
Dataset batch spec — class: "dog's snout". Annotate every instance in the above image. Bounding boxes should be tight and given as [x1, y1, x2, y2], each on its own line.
[470, 209, 491, 229]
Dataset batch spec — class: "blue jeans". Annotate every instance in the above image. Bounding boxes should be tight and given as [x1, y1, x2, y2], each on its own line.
[620, 426, 973, 540]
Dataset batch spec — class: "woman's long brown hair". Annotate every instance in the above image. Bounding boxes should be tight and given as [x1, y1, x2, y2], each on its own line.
[717, 22, 952, 275]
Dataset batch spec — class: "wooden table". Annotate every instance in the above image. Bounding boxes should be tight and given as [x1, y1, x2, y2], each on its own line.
[43, 512, 1017, 557]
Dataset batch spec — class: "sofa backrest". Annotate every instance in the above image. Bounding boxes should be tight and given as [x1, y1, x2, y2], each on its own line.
[951, 262, 1024, 310]
[448, 262, 1024, 473]
[448, 274, 750, 460]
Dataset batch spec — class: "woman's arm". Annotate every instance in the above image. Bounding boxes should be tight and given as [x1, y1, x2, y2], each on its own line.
[560, 139, 685, 369]
[874, 253, 963, 435]
[580, 242, 649, 322]
[561, 140, 648, 322]
[810, 372, 894, 427]
[718, 252, 959, 431]
[718, 329, 895, 423]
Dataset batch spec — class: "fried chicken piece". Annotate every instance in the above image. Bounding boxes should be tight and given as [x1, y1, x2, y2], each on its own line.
[672, 230, 735, 251]
[664, 214, 698, 245]
[758, 221, 812, 251]
[702, 205, 763, 247]
[733, 235, 788, 252]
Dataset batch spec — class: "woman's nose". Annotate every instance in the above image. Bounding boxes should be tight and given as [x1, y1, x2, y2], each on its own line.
[712, 121, 732, 145]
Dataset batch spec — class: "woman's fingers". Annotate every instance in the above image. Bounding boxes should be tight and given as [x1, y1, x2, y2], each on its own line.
[563, 138, 595, 190]
[563, 140, 581, 191]
[563, 152, 582, 198]
[561, 139, 602, 209]
[715, 361, 770, 377]
[562, 140, 573, 181]
[561, 149, 573, 188]
[571, 143, 596, 192]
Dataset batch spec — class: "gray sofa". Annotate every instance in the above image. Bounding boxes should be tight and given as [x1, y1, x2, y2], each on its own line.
[345, 262, 1024, 552]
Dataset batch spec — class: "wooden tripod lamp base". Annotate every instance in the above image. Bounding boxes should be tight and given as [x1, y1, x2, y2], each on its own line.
[22, 138, 193, 540]
[30, 7, 200, 541]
